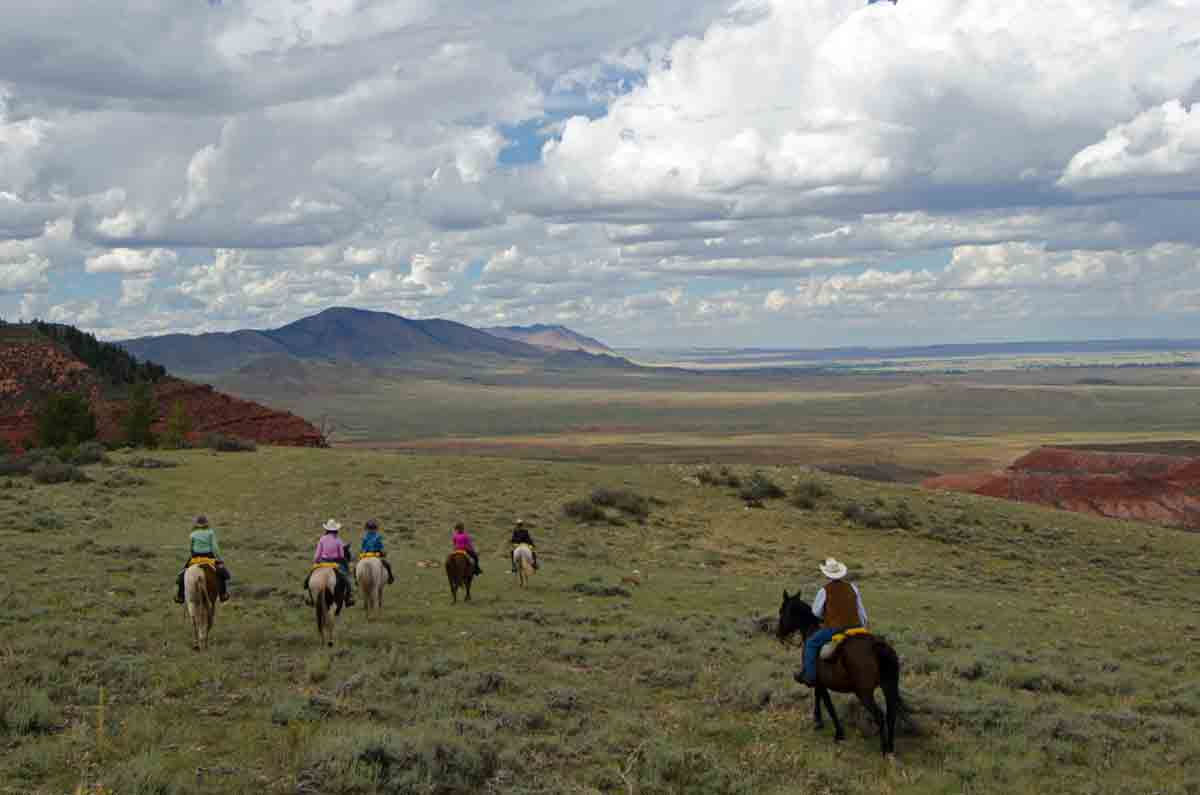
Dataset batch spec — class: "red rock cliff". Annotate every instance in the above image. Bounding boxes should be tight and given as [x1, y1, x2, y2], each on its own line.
[0, 334, 324, 448]
[924, 446, 1200, 530]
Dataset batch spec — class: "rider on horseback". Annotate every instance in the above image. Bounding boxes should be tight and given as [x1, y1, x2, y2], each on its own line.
[452, 522, 482, 575]
[509, 519, 539, 572]
[174, 515, 230, 603]
[801, 558, 869, 686]
[360, 519, 395, 584]
[303, 519, 355, 606]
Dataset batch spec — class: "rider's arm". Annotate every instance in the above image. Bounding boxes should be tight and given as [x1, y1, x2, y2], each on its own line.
[210, 531, 222, 560]
[811, 587, 827, 618]
[852, 584, 868, 626]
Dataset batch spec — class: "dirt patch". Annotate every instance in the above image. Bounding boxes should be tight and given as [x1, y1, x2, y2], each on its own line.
[817, 461, 940, 484]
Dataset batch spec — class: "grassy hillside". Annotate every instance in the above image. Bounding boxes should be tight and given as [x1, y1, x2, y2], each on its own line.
[2, 448, 1197, 794]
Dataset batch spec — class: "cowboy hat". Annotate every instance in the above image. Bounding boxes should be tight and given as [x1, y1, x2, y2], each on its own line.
[365, 519, 379, 530]
[193, 515, 209, 528]
[322, 519, 342, 533]
[819, 558, 848, 580]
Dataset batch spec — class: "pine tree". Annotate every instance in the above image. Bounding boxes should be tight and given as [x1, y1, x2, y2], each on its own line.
[123, 382, 159, 448]
[163, 400, 193, 449]
[35, 393, 98, 448]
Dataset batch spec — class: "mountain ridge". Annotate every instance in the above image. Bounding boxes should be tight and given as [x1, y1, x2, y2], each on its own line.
[482, 323, 615, 355]
[117, 307, 623, 376]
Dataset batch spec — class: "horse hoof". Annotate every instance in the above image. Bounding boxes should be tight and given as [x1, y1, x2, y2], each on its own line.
[834, 734, 845, 743]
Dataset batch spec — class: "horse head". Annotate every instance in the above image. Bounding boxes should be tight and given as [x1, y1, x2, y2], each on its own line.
[777, 589, 819, 642]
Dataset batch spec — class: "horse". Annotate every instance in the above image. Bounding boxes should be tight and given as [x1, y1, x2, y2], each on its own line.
[355, 555, 386, 618]
[183, 561, 220, 650]
[777, 591, 906, 756]
[310, 565, 345, 646]
[512, 544, 535, 588]
[445, 551, 474, 603]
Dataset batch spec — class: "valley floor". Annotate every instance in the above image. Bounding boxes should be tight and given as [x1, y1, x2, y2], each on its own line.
[2, 448, 1198, 794]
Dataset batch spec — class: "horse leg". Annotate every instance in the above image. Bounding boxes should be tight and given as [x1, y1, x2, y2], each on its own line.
[819, 687, 844, 742]
[465, 577, 472, 602]
[858, 690, 887, 755]
[812, 688, 824, 730]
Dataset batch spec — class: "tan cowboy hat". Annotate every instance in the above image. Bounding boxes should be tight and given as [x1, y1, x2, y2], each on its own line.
[322, 518, 342, 533]
[820, 558, 848, 580]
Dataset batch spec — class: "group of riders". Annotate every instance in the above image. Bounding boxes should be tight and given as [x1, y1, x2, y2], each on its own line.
[174, 515, 541, 608]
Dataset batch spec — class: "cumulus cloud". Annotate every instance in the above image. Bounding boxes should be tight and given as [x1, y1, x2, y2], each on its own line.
[85, 248, 178, 274]
[0, 0, 1197, 345]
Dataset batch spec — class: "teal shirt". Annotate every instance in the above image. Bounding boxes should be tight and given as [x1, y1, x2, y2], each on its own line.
[189, 528, 222, 558]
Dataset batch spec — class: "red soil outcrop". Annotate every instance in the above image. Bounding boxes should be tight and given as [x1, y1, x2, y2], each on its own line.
[924, 446, 1200, 530]
[0, 335, 324, 449]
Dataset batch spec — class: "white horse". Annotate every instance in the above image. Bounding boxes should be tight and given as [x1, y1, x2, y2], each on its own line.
[355, 556, 386, 619]
[512, 544, 535, 588]
[310, 566, 340, 647]
[184, 563, 218, 650]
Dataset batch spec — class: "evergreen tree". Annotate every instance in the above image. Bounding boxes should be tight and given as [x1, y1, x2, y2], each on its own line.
[123, 382, 159, 448]
[163, 400, 193, 448]
[35, 393, 98, 448]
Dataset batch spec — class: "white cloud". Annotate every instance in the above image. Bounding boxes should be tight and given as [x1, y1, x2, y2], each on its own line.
[85, 248, 178, 274]
[1060, 100, 1200, 196]
[0, 253, 51, 293]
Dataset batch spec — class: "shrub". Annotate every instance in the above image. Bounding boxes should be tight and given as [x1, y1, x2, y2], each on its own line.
[301, 727, 497, 794]
[202, 433, 257, 452]
[2, 689, 57, 735]
[31, 458, 89, 484]
[104, 751, 174, 795]
[697, 466, 741, 488]
[123, 381, 159, 448]
[129, 457, 177, 469]
[162, 400, 193, 449]
[739, 471, 785, 503]
[71, 441, 109, 466]
[271, 695, 328, 725]
[563, 498, 605, 523]
[591, 487, 651, 518]
[0, 455, 32, 477]
[570, 581, 631, 598]
[31, 512, 65, 532]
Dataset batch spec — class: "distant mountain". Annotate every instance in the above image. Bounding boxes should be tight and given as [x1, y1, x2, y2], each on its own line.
[482, 324, 614, 355]
[118, 307, 550, 375]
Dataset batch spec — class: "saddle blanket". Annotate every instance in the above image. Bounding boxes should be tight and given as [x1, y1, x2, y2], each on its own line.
[188, 556, 218, 570]
[360, 552, 383, 559]
[820, 627, 871, 661]
[311, 562, 341, 572]
[451, 549, 470, 557]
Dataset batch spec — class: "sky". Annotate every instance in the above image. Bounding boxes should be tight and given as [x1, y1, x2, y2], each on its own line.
[1, 0, 1199, 348]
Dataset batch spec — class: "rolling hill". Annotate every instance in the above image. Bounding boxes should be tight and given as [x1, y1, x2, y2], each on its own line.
[117, 308, 624, 377]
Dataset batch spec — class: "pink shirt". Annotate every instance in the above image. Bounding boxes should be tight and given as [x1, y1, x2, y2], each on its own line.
[314, 533, 345, 562]
[452, 530, 475, 553]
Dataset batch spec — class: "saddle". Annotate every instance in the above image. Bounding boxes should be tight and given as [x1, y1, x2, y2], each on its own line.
[820, 627, 871, 661]
[450, 549, 470, 558]
[311, 561, 341, 572]
[189, 556, 218, 571]
[360, 551, 383, 560]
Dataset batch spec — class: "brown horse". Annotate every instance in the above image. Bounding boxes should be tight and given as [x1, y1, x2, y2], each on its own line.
[183, 562, 220, 650]
[445, 551, 474, 603]
[777, 591, 906, 756]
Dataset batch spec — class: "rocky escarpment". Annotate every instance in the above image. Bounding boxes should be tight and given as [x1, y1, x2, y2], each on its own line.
[0, 328, 324, 448]
[924, 446, 1200, 530]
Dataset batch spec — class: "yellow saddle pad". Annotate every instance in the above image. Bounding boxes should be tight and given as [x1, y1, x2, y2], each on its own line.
[451, 549, 469, 558]
[360, 552, 383, 559]
[831, 627, 871, 644]
[189, 556, 218, 570]
[311, 562, 341, 572]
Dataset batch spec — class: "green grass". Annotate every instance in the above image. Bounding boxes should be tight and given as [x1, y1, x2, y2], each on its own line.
[2, 448, 1198, 794]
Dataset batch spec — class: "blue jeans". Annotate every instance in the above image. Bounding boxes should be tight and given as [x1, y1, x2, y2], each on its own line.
[803, 628, 840, 683]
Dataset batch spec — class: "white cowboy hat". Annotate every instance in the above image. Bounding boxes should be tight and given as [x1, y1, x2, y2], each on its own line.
[819, 558, 848, 580]
[322, 519, 342, 533]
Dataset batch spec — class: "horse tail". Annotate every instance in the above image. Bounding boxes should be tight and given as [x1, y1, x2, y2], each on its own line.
[874, 638, 915, 738]
[314, 585, 326, 633]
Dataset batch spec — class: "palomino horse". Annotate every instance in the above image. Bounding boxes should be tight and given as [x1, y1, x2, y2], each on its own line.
[183, 559, 220, 650]
[309, 564, 344, 646]
[355, 554, 386, 618]
[512, 543, 535, 588]
[777, 591, 907, 756]
[445, 550, 474, 603]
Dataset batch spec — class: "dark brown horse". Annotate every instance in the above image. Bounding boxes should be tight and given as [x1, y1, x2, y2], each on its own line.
[445, 551, 474, 603]
[777, 591, 906, 755]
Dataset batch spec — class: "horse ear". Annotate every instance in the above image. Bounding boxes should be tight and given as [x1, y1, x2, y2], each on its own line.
[782, 589, 789, 601]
